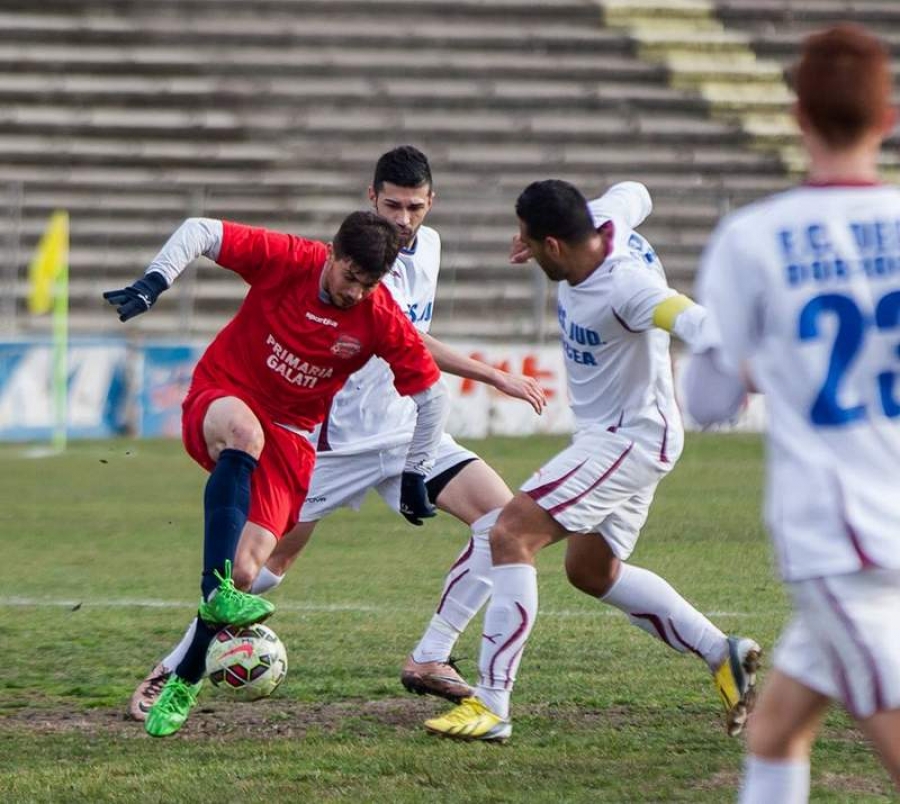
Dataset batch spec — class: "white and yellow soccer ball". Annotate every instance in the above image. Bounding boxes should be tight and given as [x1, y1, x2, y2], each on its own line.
[205, 624, 288, 701]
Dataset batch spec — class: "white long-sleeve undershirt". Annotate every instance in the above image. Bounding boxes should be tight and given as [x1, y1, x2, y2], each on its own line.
[145, 217, 224, 286]
[405, 381, 449, 474]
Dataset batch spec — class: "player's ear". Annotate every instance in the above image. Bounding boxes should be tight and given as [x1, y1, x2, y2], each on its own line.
[367, 186, 377, 205]
[545, 237, 562, 259]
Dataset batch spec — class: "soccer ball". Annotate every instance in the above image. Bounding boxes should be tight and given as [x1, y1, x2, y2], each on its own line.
[205, 624, 288, 701]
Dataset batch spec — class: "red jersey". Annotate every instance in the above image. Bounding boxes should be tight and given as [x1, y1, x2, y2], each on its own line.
[190, 221, 441, 431]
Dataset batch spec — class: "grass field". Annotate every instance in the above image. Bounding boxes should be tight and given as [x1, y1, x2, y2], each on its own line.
[0, 434, 893, 802]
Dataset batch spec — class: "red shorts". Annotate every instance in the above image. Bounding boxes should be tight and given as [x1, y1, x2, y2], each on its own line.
[182, 385, 316, 539]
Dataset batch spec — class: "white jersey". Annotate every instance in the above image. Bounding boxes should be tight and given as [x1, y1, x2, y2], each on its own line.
[697, 183, 900, 581]
[311, 225, 441, 453]
[558, 183, 683, 463]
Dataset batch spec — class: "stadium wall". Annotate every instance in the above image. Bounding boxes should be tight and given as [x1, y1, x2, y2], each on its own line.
[0, 338, 762, 441]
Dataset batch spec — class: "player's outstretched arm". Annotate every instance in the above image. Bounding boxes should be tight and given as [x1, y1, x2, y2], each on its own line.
[422, 333, 546, 415]
[102, 218, 223, 322]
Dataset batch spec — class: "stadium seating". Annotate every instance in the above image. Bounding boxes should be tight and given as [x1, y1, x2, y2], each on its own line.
[4, 0, 894, 341]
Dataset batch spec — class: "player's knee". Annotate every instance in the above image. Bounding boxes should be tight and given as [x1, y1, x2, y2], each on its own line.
[745, 714, 810, 760]
[226, 420, 265, 458]
[567, 561, 618, 597]
[230, 561, 257, 591]
[489, 516, 530, 564]
[566, 560, 607, 596]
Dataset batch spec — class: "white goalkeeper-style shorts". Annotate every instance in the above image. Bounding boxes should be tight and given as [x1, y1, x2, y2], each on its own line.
[299, 432, 478, 521]
[520, 427, 670, 560]
[774, 567, 900, 720]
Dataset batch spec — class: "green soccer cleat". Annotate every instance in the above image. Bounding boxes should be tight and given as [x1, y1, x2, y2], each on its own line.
[714, 635, 762, 737]
[197, 559, 275, 627]
[144, 675, 203, 738]
[424, 696, 512, 742]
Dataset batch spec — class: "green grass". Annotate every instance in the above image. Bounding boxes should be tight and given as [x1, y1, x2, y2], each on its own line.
[0, 435, 893, 802]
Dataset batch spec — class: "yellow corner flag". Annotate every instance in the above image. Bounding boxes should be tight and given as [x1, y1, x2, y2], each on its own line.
[27, 210, 69, 315]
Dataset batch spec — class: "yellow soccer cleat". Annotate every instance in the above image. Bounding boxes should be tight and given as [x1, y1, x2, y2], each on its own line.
[424, 696, 512, 742]
[714, 635, 762, 737]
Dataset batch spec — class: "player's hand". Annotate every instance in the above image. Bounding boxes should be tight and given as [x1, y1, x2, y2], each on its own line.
[102, 272, 168, 321]
[399, 471, 436, 526]
[509, 233, 532, 264]
[494, 371, 547, 415]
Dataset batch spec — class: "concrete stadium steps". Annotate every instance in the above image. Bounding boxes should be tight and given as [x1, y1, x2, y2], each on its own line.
[1, 0, 796, 340]
[599, 1, 796, 165]
[0, 11, 626, 53]
[715, 1, 900, 69]
[0, 104, 745, 146]
[0, 73, 712, 115]
[716, 1, 900, 31]
[0, 44, 668, 83]
[711, 0, 900, 170]
[0, 0, 604, 21]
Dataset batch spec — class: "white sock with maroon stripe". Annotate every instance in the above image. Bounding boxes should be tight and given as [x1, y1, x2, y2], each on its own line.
[601, 563, 728, 671]
[474, 563, 538, 719]
[412, 509, 498, 663]
[739, 755, 810, 804]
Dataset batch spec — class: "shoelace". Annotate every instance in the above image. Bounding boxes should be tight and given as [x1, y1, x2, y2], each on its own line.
[159, 681, 196, 713]
[146, 672, 170, 696]
[212, 559, 235, 588]
[210, 560, 240, 602]
[445, 655, 466, 674]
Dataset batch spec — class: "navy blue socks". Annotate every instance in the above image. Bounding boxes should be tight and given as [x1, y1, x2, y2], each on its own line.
[200, 448, 258, 599]
[176, 448, 258, 683]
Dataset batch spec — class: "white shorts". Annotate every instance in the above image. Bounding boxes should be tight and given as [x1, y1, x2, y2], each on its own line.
[520, 428, 668, 560]
[299, 433, 478, 521]
[774, 568, 900, 720]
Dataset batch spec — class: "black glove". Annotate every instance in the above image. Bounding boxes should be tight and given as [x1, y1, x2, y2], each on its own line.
[399, 471, 436, 526]
[102, 272, 168, 322]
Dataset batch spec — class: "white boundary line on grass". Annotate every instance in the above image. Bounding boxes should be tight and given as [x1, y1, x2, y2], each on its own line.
[0, 596, 749, 618]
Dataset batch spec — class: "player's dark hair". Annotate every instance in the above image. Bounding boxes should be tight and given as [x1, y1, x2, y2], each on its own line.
[516, 180, 595, 244]
[332, 211, 402, 279]
[792, 24, 891, 147]
[373, 145, 433, 192]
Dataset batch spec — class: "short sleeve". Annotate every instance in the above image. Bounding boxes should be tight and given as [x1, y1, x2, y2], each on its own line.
[217, 221, 327, 285]
[695, 217, 765, 374]
[372, 292, 441, 396]
[609, 261, 677, 332]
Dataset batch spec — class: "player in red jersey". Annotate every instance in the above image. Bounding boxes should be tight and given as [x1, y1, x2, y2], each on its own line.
[103, 210, 448, 736]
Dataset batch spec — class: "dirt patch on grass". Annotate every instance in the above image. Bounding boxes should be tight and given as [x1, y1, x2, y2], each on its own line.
[0, 696, 446, 740]
[0, 698, 673, 741]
